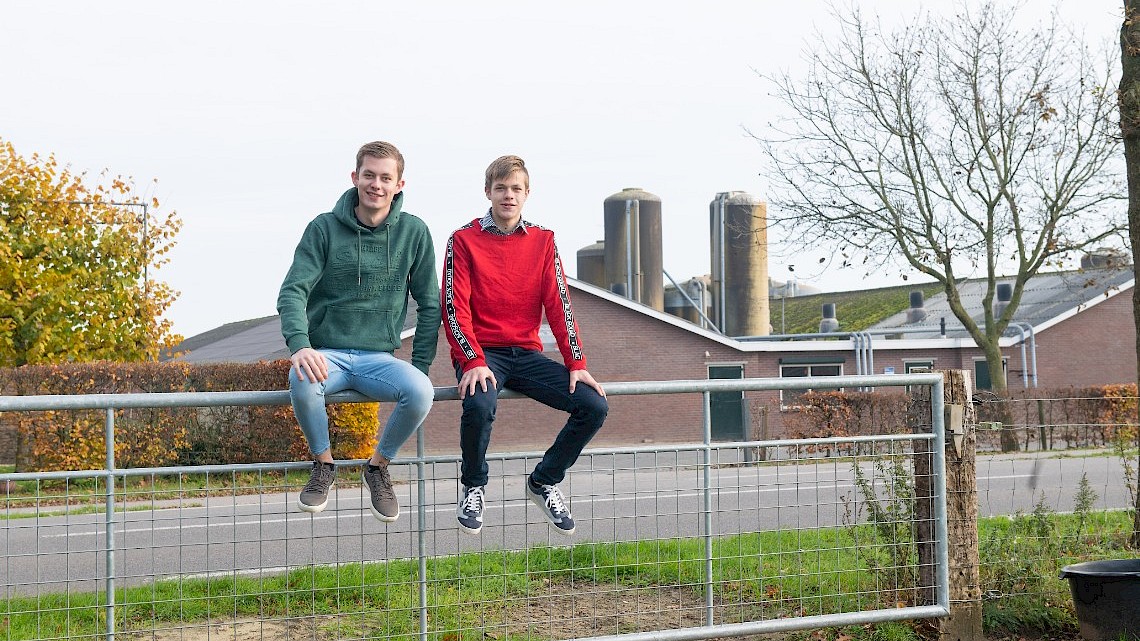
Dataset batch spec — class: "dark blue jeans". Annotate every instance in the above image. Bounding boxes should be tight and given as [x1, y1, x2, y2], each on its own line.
[457, 347, 608, 488]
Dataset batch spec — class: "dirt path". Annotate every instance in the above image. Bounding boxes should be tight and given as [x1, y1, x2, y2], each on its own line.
[118, 579, 791, 641]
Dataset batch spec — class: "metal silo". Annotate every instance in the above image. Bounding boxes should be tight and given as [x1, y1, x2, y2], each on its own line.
[603, 188, 663, 311]
[710, 191, 770, 336]
[664, 276, 713, 326]
[664, 286, 694, 323]
[575, 240, 606, 289]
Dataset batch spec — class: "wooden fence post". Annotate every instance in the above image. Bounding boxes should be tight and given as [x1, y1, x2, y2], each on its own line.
[912, 370, 982, 640]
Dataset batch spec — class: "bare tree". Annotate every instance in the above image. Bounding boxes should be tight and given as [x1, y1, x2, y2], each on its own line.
[1118, 0, 1140, 548]
[754, 2, 1124, 451]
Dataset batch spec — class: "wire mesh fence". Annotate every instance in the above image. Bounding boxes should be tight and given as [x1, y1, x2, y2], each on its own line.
[969, 393, 1140, 627]
[1, 375, 949, 641]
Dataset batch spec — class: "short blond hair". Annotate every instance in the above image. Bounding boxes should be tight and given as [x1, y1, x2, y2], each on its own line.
[484, 155, 529, 190]
[356, 141, 405, 179]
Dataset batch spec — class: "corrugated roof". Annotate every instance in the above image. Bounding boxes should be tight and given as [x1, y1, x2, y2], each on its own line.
[867, 267, 1133, 338]
[168, 310, 421, 364]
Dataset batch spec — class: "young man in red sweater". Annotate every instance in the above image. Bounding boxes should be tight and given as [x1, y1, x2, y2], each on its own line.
[441, 155, 608, 536]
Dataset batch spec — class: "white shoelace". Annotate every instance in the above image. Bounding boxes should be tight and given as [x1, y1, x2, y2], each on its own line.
[462, 487, 485, 513]
[540, 486, 568, 515]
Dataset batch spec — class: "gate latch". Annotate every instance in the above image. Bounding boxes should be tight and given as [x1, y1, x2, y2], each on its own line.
[945, 403, 965, 455]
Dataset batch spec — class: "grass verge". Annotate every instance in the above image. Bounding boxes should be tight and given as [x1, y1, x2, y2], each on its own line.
[2, 510, 1133, 641]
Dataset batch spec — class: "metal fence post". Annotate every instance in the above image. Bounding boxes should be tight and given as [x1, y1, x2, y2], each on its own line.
[702, 391, 714, 625]
[104, 407, 116, 641]
[416, 424, 428, 641]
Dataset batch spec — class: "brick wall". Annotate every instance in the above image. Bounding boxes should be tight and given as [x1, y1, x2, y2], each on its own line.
[1031, 292, 1137, 387]
[388, 284, 1139, 455]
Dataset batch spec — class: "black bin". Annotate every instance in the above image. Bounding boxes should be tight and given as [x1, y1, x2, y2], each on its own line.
[1059, 559, 1140, 641]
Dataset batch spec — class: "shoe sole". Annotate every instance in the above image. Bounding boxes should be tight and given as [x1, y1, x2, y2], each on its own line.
[363, 471, 399, 523]
[297, 481, 333, 514]
[525, 486, 575, 536]
[368, 505, 399, 523]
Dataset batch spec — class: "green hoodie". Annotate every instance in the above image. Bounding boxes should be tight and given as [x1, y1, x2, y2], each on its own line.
[277, 187, 441, 374]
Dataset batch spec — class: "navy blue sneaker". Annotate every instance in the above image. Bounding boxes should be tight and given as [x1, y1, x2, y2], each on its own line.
[457, 486, 485, 534]
[525, 479, 575, 536]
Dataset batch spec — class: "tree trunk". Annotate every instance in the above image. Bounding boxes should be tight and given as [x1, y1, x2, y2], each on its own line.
[913, 370, 982, 639]
[984, 340, 1020, 452]
[1121, 0, 1140, 549]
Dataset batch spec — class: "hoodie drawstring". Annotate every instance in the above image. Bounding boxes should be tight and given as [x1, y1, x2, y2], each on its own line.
[357, 229, 362, 286]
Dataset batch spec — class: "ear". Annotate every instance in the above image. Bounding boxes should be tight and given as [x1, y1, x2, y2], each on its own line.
[351, 170, 359, 184]
[485, 186, 493, 200]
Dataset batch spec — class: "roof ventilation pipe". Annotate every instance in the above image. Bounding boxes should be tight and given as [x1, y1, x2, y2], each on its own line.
[819, 303, 840, 333]
[851, 332, 864, 376]
[906, 291, 927, 324]
[1003, 321, 1039, 388]
[994, 283, 1013, 319]
[863, 331, 874, 390]
[1007, 323, 1031, 389]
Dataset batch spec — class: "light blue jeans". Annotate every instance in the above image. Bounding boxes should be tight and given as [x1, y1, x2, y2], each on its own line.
[289, 349, 434, 460]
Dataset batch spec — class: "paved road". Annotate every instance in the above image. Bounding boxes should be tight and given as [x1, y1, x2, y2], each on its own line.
[2, 450, 1132, 595]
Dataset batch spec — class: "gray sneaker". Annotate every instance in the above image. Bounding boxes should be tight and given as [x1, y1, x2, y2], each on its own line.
[298, 461, 336, 513]
[525, 479, 575, 536]
[363, 464, 399, 523]
[457, 486, 485, 534]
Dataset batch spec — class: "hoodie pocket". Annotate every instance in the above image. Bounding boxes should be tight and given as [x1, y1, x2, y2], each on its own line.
[312, 306, 396, 349]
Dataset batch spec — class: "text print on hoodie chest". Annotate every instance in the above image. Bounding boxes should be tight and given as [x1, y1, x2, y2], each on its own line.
[329, 243, 409, 297]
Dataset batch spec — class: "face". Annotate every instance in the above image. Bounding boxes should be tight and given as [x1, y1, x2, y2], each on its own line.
[485, 170, 529, 224]
[351, 156, 404, 215]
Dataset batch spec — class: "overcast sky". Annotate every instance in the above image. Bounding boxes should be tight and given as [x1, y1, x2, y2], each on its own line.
[0, 1, 1123, 339]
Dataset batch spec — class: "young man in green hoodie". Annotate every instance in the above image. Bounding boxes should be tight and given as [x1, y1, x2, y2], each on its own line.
[277, 141, 440, 522]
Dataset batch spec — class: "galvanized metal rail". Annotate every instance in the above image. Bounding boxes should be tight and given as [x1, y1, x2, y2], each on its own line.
[0, 373, 948, 641]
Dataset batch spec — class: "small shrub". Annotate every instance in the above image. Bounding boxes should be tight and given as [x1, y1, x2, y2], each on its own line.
[786, 391, 909, 455]
[0, 360, 381, 470]
[0, 362, 192, 471]
[843, 456, 917, 606]
[326, 401, 381, 461]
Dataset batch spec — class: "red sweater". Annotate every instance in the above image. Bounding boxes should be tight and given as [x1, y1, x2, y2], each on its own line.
[442, 218, 587, 373]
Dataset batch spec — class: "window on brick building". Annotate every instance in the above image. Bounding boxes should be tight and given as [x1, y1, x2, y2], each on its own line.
[973, 357, 1008, 391]
[904, 360, 934, 374]
[903, 360, 935, 392]
[779, 358, 843, 407]
[708, 364, 746, 441]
